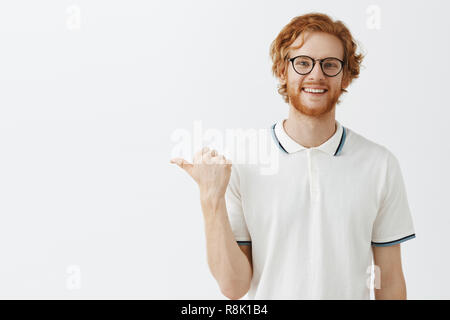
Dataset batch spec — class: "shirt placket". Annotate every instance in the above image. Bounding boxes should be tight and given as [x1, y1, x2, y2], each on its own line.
[307, 149, 320, 203]
[306, 148, 321, 295]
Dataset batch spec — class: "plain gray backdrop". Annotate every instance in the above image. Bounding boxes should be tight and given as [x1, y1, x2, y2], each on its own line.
[0, 0, 448, 299]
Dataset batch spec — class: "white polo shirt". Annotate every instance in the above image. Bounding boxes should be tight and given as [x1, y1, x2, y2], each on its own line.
[224, 119, 416, 300]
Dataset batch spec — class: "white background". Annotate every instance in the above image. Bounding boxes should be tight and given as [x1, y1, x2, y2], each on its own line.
[0, 0, 449, 299]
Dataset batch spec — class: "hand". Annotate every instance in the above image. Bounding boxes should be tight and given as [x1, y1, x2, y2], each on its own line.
[170, 147, 232, 201]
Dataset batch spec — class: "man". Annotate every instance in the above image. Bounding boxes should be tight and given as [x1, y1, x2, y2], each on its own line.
[171, 13, 415, 300]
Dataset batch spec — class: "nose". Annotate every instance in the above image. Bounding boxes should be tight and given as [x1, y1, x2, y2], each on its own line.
[307, 61, 325, 81]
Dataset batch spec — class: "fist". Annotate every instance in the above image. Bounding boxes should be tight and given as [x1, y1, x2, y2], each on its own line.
[170, 147, 232, 199]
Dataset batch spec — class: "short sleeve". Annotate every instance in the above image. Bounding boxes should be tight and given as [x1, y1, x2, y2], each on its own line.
[225, 164, 251, 245]
[371, 150, 416, 247]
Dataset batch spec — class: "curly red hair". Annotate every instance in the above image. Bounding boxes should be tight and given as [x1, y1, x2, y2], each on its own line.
[270, 13, 364, 104]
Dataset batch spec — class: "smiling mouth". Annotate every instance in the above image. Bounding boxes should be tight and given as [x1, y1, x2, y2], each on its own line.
[302, 88, 328, 94]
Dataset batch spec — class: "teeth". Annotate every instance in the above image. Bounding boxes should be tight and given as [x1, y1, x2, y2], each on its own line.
[304, 88, 326, 93]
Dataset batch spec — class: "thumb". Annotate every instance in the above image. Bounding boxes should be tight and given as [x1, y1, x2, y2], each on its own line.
[170, 158, 194, 177]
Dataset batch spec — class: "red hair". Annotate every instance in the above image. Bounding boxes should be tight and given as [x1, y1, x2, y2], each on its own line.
[270, 13, 364, 103]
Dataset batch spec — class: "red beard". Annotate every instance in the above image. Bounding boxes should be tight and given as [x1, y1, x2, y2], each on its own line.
[287, 85, 341, 117]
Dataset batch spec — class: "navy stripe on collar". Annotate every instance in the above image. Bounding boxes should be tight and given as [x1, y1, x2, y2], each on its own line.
[270, 123, 288, 153]
[334, 126, 347, 156]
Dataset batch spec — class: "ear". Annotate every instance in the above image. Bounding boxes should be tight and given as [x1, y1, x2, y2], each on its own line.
[341, 77, 350, 90]
[279, 66, 288, 85]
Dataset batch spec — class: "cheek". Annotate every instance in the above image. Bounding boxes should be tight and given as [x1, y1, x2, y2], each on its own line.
[329, 78, 343, 91]
[287, 73, 306, 90]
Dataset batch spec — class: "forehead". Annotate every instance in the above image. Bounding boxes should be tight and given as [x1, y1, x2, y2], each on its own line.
[289, 31, 344, 60]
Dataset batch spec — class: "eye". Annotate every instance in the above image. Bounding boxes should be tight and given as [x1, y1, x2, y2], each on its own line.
[295, 58, 311, 67]
[324, 62, 338, 68]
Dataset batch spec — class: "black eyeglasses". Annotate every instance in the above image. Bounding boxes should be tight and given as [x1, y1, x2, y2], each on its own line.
[288, 55, 344, 77]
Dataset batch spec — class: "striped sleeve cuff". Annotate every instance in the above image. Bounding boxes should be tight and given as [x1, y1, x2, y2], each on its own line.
[371, 234, 416, 247]
[237, 241, 252, 246]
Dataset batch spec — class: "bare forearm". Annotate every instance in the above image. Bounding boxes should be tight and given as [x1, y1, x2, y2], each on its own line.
[201, 196, 252, 299]
[374, 276, 407, 300]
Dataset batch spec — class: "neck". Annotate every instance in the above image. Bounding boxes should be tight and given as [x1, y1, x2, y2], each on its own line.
[284, 105, 337, 148]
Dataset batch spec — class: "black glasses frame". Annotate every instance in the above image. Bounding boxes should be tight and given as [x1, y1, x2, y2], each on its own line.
[288, 55, 345, 77]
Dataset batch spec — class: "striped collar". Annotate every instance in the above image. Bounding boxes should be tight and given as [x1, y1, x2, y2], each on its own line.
[271, 119, 347, 156]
